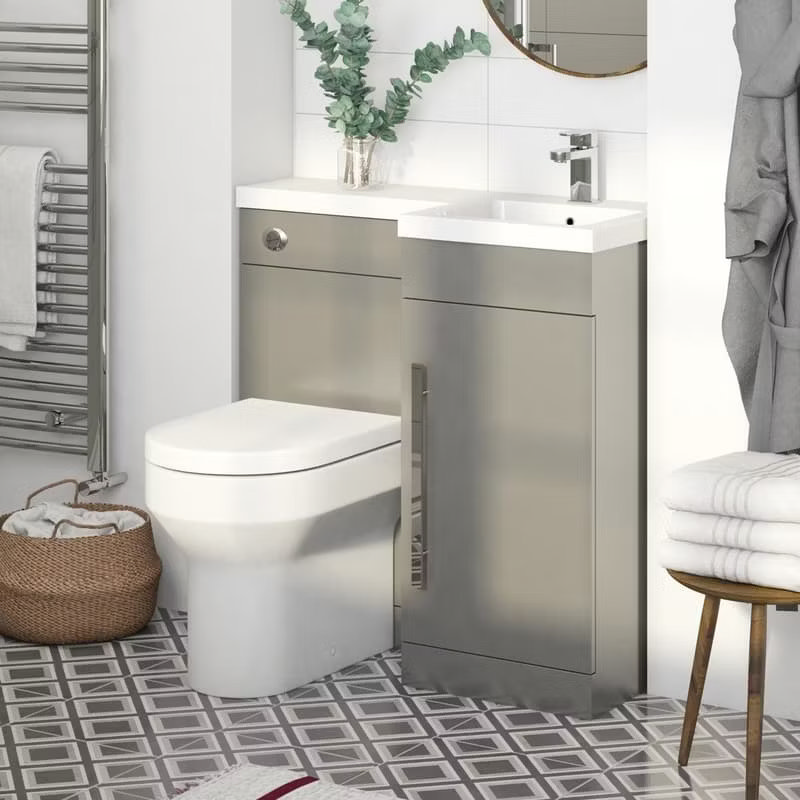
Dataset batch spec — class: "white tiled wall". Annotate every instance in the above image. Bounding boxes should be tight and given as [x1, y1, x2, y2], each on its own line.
[293, 0, 646, 200]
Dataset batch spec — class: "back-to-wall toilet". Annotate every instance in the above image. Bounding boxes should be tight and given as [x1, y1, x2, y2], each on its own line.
[144, 398, 400, 698]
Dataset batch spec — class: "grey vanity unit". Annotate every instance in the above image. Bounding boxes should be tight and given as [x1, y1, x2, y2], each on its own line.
[239, 208, 645, 717]
[399, 236, 646, 717]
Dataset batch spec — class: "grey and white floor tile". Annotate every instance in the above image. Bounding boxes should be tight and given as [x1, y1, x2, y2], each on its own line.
[0, 610, 797, 799]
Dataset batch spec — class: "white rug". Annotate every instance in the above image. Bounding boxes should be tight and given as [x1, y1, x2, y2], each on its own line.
[174, 764, 397, 799]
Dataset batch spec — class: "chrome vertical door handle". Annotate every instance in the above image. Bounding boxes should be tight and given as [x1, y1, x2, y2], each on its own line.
[411, 363, 428, 589]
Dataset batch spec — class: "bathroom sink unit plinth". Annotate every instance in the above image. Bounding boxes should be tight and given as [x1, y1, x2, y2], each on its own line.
[398, 236, 646, 717]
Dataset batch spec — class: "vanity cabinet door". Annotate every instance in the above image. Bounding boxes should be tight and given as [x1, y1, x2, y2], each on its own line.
[402, 300, 596, 674]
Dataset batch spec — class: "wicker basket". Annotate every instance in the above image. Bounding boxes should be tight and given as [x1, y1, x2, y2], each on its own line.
[0, 479, 162, 644]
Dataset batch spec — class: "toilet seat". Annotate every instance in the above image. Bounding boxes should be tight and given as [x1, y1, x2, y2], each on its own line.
[145, 397, 401, 476]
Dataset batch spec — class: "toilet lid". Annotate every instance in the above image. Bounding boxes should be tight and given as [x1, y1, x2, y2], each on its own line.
[144, 398, 401, 476]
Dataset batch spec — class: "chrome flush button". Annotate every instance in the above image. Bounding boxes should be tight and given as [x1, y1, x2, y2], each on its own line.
[264, 227, 288, 252]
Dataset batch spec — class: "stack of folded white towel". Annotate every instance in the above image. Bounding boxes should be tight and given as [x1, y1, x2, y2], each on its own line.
[2, 503, 145, 539]
[660, 451, 800, 591]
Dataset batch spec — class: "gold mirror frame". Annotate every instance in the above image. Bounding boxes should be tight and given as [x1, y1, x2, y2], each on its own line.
[483, 0, 647, 78]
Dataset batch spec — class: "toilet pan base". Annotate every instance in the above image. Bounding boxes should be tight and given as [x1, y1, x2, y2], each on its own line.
[186, 533, 394, 698]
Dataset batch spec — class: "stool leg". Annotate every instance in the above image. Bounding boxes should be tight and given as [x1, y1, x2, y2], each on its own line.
[679, 594, 720, 765]
[746, 603, 767, 800]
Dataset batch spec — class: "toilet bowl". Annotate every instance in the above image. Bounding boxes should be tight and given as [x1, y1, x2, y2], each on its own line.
[144, 398, 400, 698]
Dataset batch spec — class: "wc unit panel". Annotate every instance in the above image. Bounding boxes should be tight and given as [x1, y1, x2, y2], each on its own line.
[187, 493, 396, 698]
[240, 264, 402, 416]
[144, 443, 400, 563]
[240, 209, 401, 278]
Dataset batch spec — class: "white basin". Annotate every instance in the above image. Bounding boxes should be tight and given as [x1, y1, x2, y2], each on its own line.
[397, 194, 647, 253]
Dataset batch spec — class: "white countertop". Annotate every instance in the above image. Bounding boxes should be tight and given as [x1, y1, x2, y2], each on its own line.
[236, 178, 647, 252]
[235, 178, 481, 221]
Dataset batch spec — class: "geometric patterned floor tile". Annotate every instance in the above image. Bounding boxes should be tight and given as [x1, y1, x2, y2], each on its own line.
[0, 608, 798, 800]
[20, 763, 91, 791]
[440, 734, 512, 759]
[704, 714, 777, 738]
[574, 723, 649, 749]
[774, 783, 800, 800]
[612, 766, 691, 793]
[509, 728, 582, 752]
[388, 760, 462, 785]
[530, 748, 602, 774]
[96, 786, 170, 800]
[376, 740, 444, 763]
[545, 772, 620, 797]
[404, 785, 474, 800]
[762, 758, 800, 781]
[234, 749, 306, 770]
[658, 739, 737, 764]
[727, 734, 800, 760]
[681, 763, 747, 788]
[474, 777, 551, 799]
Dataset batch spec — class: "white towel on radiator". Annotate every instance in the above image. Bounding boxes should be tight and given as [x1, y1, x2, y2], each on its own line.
[0, 145, 59, 351]
[662, 450, 800, 522]
[667, 510, 800, 558]
[659, 539, 800, 592]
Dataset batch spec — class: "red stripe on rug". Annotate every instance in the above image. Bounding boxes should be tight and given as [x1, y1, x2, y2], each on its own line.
[256, 776, 319, 800]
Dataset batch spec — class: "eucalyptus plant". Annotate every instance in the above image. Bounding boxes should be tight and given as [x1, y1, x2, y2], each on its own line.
[279, 0, 491, 144]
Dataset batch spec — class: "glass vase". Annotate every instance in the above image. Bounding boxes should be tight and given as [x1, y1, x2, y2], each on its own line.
[338, 136, 385, 190]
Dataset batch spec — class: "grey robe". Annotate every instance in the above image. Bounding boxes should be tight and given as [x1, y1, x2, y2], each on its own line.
[722, 0, 800, 453]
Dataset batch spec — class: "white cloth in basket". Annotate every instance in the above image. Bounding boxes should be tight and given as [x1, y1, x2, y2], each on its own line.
[173, 764, 396, 799]
[2, 502, 145, 539]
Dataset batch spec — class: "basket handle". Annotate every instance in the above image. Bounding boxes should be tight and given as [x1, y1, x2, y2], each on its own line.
[51, 519, 121, 540]
[26, 478, 81, 509]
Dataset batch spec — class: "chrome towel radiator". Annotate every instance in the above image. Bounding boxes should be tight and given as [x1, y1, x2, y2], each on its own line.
[0, 1, 125, 493]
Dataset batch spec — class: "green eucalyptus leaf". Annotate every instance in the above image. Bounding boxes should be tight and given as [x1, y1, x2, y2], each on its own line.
[334, 1, 355, 21]
[281, 0, 491, 146]
[470, 30, 492, 55]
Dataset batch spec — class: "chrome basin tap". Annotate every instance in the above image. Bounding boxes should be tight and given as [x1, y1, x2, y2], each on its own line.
[550, 131, 599, 203]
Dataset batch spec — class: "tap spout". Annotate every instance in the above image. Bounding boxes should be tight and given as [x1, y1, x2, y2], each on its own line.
[550, 148, 572, 164]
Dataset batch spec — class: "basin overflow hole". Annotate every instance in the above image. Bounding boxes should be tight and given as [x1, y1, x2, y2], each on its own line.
[566, 217, 575, 226]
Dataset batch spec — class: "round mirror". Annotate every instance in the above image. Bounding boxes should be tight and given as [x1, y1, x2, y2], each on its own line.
[485, 0, 646, 77]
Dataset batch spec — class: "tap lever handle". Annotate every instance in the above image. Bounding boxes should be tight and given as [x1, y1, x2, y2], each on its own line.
[559, 131, 595, 149]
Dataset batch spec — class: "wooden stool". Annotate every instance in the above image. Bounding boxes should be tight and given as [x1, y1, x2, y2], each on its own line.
[668, 569, 800, 800]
